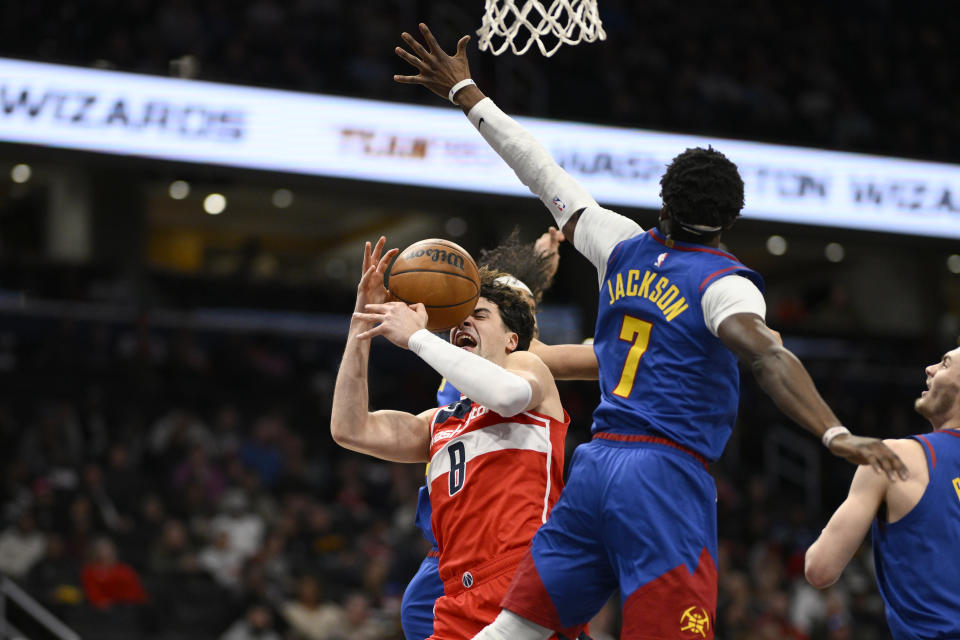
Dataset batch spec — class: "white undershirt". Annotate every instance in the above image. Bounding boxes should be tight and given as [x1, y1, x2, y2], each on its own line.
[466, 98, 766, 337]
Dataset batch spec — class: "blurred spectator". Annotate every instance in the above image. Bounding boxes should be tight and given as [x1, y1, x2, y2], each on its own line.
[0, 511, 47, 578]
[148, 518, 199, 575]
[210, 489, 266, 559]
[198, 529, 245, 591]
[80, 537, 149, 609]
[241, 414, 287, 487]
[221, 603, 283, 640]
[24, 534, 84, 609]
[149, 408, 211, 459]
[172, 444, 228, 506]
[80, 462, 131, 533]
[281, 574, 344, 640]
[339, 591, 388, 640]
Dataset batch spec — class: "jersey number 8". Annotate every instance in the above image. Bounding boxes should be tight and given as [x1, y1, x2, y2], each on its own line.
[448, 441, 466, 496]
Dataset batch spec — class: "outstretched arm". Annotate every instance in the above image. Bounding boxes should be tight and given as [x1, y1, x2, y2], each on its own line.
[394, 24, 641, 283]
[330, 238, 431, 463]
[805, 463, 888, 588]
[529, 340, 598, 381]
[717, 313, 907, 479]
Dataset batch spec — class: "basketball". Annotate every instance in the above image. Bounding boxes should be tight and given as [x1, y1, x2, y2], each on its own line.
[386, 238, 481, 332]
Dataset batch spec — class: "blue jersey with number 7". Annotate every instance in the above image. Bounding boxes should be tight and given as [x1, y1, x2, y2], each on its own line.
[592, 228, 763, 462]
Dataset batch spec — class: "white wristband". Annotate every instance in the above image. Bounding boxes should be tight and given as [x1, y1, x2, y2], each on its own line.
[448, 78, 476, 104]
[822, 426, 851, 448]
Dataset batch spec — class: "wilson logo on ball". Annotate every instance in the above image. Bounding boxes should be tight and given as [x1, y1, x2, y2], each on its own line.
[386, 238, 481, 332]
[402, 247, 467, 271]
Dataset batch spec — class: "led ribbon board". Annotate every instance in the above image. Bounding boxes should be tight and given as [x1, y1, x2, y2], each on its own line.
[2, 57, 959, 238]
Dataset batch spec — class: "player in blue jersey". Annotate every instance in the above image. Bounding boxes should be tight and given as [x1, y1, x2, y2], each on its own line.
[393, 24, 908, 640]
[401, 227, 599, 640]
[806, 342, 960, 640]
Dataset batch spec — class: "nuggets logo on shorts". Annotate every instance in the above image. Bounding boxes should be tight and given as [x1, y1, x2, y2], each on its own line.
[679, 606, 710, 637]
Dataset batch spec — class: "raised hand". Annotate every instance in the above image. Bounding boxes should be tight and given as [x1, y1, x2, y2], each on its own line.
[828, 434, 909, 481]
[534, 226, 565, 281]
[394, 23, 472, 101]
[355, 237, 399, 314]
[354, 302, 429, 348]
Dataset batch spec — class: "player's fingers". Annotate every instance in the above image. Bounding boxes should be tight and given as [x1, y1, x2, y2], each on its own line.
[395, 46, 424, 70]
[884, 451, 909, 481]
[393, 74, 426, 85]
[402, 31, 431, 61]
[419, 23, 445, 55]
[455, 35, 471, 57]
[362, 241, 372, 268]
[410, 302, 428, 318]
[363, 303, 388, 313]
[377, 248, 399, 273]
[355, 325, 384, 341]
[372, 236, 386, 261]
[358, 264, 376, 283]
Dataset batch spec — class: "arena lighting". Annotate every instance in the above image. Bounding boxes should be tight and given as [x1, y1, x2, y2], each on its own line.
[271, 189, 293, 208]
[766, 235, 788, 256]
[168, 180, 190, 199]
[948, 254, 960, 274]
[204, 193, 226, 215]
[10, 163, 31, 183]
[824, 242, 845, 263]
[2, 56, 960, 238]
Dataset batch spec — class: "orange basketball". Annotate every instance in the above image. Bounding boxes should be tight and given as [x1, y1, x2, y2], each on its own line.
[386, 238, 481, 332]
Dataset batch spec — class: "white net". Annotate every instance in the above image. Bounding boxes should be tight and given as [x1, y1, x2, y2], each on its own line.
[477, 0, 606, 57]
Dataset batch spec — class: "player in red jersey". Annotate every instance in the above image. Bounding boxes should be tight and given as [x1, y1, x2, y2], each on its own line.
[331, 237, 573, 640]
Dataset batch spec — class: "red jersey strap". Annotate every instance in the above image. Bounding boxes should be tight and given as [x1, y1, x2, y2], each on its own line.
[592, 432, 708, 469]
[442, 547, 527, 597]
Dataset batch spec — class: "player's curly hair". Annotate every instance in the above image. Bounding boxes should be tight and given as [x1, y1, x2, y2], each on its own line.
[479, 227, 556, 305]
[659, 146, 744, 240]
[478, 267, 535, 352]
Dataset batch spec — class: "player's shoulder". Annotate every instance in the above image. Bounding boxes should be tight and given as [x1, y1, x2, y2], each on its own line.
[881, 437, 926, 456]
[505, 349, 553, 378]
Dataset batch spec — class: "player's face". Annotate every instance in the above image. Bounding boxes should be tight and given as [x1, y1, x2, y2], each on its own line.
[915, 346, 960, 425]
[449, 297, 518, 362]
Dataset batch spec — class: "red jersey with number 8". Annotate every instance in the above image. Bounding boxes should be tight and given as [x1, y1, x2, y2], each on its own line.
[427, 397, 570, 587]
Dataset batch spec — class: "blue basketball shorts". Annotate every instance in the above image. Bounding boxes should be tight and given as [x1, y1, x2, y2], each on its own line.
[401, 550, 444, 640]
[501, 437, 719, 640]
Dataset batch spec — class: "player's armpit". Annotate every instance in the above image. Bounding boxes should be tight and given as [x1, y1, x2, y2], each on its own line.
[529, 340, 598, 381]
[333, 409, 432, 463]
[568, 207, 644, 285]
[805, 465, 888, 588]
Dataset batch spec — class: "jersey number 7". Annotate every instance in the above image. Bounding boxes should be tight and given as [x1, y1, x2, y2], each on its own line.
[612, 315, 653, 398]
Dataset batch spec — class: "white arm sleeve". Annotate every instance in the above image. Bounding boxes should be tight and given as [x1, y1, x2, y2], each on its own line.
[572, 206, 644, 285]
[701, 275, 767, 337]
[408, 329, 532, 417]
[467, 98, 643, 284]
[467, 98, 598, 228]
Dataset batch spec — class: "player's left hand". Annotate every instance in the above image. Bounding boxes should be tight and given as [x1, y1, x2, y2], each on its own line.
[394, 23, 472, 101]
[828, 434, 909, 481]
[354, 237, 399, 314]
[354, 301, 429, 348]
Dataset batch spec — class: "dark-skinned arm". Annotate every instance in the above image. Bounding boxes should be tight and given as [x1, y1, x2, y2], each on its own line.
[718, 313, 907, 479]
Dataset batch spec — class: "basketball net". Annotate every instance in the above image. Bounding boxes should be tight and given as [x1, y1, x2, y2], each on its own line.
[477, 0, 606, 57]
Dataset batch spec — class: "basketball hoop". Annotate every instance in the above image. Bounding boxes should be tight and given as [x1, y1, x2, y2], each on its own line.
[477, 0, 606, 57]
